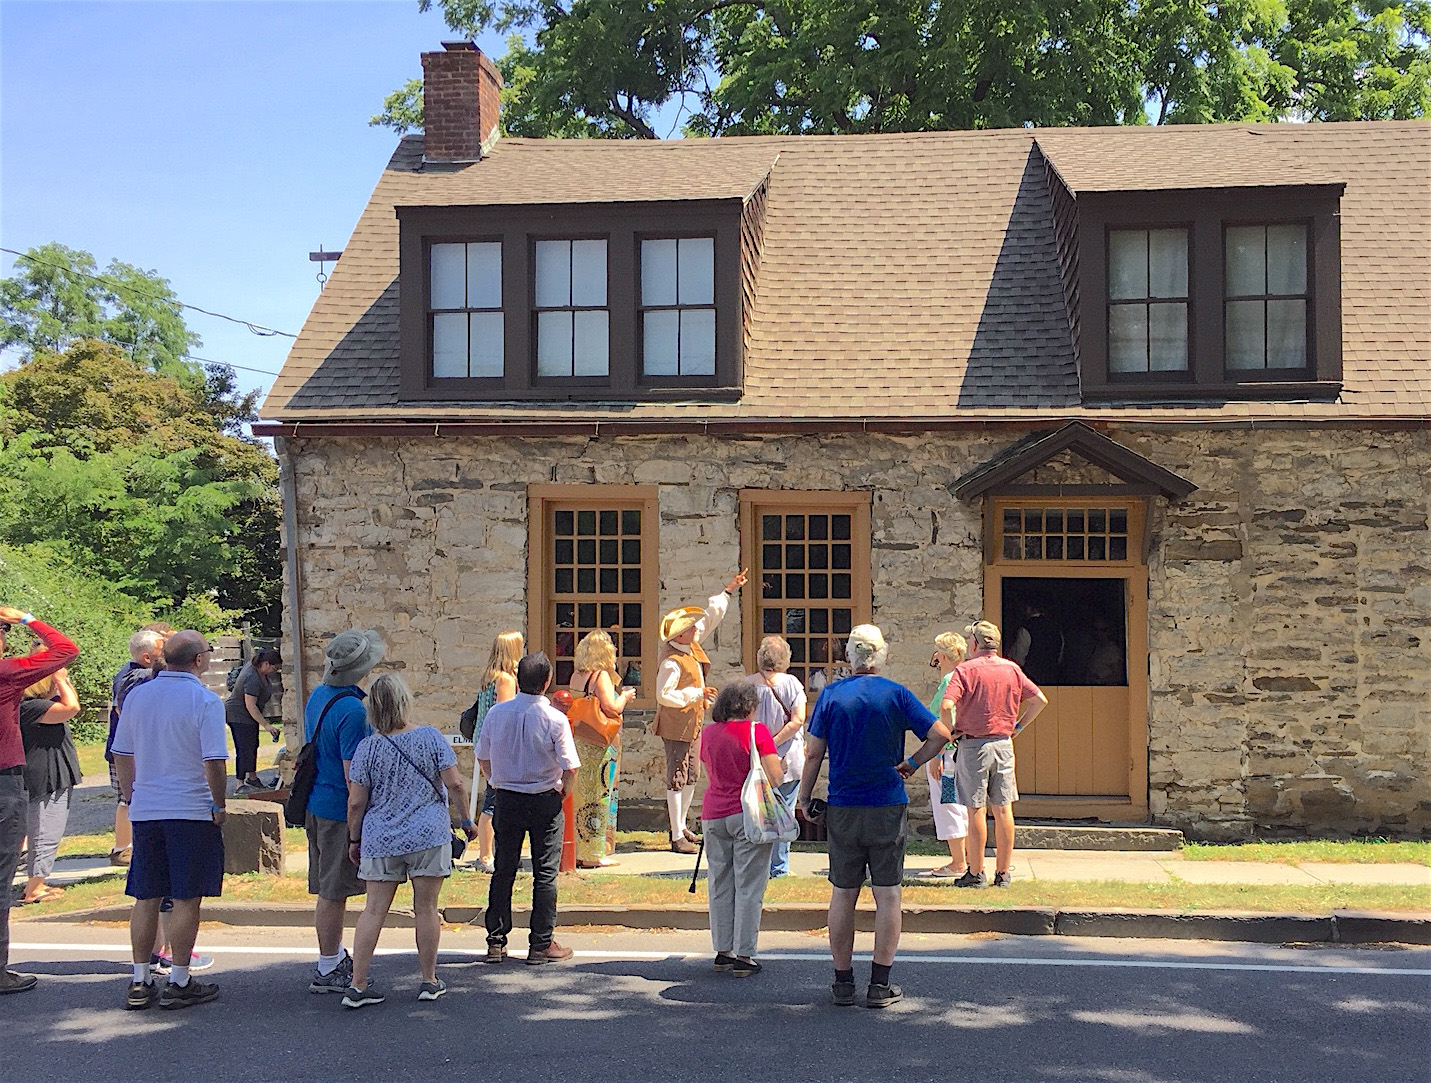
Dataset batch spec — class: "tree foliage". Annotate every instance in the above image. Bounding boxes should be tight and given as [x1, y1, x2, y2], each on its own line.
[373, 0, 1431, 136]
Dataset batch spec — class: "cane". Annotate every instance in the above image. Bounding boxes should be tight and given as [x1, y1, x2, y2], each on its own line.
[687, 836, 705, 893]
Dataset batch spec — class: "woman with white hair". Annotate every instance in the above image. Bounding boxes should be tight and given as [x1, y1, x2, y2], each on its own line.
[747, 635, 806, 877]
[917, 632, 969, 879]
[343, 674, 477, 1008]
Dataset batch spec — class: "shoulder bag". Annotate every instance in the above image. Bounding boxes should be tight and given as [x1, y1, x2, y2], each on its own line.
[459, 682, 498, 742]
[740, 719, 800, 845]
[760, 674, 804, 782]
[567, 672, 622, 747]
[284, 690, 361, 828]
[380, 731, 467, 861]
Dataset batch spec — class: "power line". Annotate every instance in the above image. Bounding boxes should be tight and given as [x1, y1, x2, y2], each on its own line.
[0, 245, 298, 339]
[191, 354, 284, 379]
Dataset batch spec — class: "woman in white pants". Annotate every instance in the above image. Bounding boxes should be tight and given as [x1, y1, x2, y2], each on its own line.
[919, 632, 969, 878]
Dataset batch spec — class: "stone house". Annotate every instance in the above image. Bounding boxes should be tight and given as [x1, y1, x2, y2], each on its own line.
[258, 44, 1430, 839]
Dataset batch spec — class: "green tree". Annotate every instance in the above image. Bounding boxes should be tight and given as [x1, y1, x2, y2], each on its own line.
[373, 0, 1431, 136]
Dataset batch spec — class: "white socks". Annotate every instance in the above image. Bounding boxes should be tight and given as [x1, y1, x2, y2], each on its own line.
[681, 785, 695, 831]
[666, 789, 683, 838]
[132, 963, 149, 984]
[317, 950, 346, 976]
[169, 964, 190, 987]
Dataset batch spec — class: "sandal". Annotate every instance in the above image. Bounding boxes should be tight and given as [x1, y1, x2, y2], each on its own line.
[21, 886, 65, 905]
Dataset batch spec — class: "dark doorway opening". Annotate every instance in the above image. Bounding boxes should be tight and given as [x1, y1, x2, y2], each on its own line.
[1000, 577, 1127, 687]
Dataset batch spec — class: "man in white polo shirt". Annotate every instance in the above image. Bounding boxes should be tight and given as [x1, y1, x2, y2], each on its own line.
[113, 630, 229, 1011]
[476, 652, 579, 966]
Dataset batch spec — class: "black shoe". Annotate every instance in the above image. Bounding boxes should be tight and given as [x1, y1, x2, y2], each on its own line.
[731, 958, 762, 978]
[159, 979, 219, 1010]
[992, 870, 1012, 888]
[125, 980, 158, 1010]
[713, 953, 737, 971]
[342, 981, 385, 1009]
[954, 870, 987, 889]
[866, 982, 903, 1008]
[831, 980, 857, 1006]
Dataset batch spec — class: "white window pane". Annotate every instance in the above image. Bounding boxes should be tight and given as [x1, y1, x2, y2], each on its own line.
[677, 237, 715, 305]
[1226, 300, 1265, 369]
[572, 310, 609, 375]
[642, 239, 677, 306]
[535, 241, 570, 308]
[466, 242, 502, 309]
[1108, 305, 1148, 373]
[1108, 230, 1147, 301]
[1147, 302, 1188, 371]
[1226, 227, 1265, 298]
[1148, 229, 1188, 299]
[468, 311, 504, 378]
[1266, 299, 1307, 368]
[432, 312, 468, 378]
[643, 310, 679, 375]
[431, 244, 466, 310]
[571, 240, 607, 307]
[679, 309, 716, 375]
[1266, 225, 1307, 295]
[536, 310, 572, 376]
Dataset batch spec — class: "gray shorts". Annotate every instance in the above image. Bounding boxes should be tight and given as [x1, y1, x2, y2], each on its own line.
[954, 735, 1019, 808]
[825, 804, 908, 889]
[360, 843, 451, 882]
[306, 812, 365, 900]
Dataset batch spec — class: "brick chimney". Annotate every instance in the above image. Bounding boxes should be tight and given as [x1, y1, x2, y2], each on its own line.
[421, 42, 502, 162]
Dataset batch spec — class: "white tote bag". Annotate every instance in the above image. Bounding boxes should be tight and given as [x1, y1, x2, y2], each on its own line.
[740, 720, 800, 844]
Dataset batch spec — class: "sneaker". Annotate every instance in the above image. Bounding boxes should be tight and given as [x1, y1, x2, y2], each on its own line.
[525, 940, 574, 965]
[476, 859, 496, 874]
[0, 970, 38, 995]
[485, 942, 508, 965]
[159, 978, 219, 1010]
[125, 980, 158, 1010]
[341, 981, 385, 1009]
[992, 870, 1012, 887]
[831, 980, 857, 1007]
[417, 979, 447, 1001]
[866, 982, 903, 1009]
[309, 954, 353, 993]
[954, 870, 987, 889]
[151, 952, 215, 975]
[712, 953, 737, 971]
[731, 958, 762, 978]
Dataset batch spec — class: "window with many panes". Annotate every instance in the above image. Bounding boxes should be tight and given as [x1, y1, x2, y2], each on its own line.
[994, 500, 1143, 565]
[640, 237, 716, 376]
[535, 239, 609, 377]
[1225, 224, 1309, 371]
[529, 486, 660, 704]
[430, 242, 504, 379]
[739, 492, 872, 691]
[1107, 228, 1189, 374]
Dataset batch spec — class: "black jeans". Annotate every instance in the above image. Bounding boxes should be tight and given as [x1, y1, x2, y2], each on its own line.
[486, 788, 564, 951]
[228, 719, 259, 779]
[0, 774, 29, 968]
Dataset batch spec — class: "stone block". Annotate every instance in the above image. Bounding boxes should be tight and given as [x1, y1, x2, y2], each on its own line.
[1054, 909, 1335, 942]
[221, 799, 285, 876]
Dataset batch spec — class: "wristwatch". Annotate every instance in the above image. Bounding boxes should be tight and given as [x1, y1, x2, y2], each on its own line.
[19, 612, 34, 625]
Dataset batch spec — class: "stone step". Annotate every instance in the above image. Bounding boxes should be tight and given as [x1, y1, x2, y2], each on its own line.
[1003, 825, 1184, 851]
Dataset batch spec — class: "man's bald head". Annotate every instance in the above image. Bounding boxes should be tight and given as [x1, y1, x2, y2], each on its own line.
[163, 629, 213, 672]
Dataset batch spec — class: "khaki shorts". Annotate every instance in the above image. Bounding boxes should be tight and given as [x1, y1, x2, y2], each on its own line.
[663, 736, 701, 790]
[306, 812, 365, 900]
[360, 843, 451, 882]
[825, 804, 908, 889]
[954, 735, 1019, 808]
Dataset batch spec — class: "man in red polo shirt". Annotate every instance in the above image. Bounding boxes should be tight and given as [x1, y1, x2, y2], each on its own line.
[0, 606, 80, 994]
[940, 620, 1046, 888]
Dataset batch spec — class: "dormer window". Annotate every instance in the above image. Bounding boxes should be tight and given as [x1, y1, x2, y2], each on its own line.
[430, 241, 503, 379]
[1107, 228, 1189, 375]
[640, 237, 716, 377]
[535, 239, 610, 378]
[1225, 224, 1308, 372]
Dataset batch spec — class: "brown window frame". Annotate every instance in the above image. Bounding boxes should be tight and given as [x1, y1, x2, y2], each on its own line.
[526, 484, 661, 710]
[426, 238, 505, 380]
[737, 490, 873, 687]
[1104, 225, 1193, 381]
[637, 233, 719, 383]
[1222, 221, 1312, 375]
[398, 200, 745, 402]
[531, 235, 612, 387]
[1077, 185, 1343, 401]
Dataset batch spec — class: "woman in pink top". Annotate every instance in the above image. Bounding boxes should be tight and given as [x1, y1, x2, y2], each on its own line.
[699, 681, 782, 977]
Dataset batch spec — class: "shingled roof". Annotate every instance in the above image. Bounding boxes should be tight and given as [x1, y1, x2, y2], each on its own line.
[261, 122, 1431, 427]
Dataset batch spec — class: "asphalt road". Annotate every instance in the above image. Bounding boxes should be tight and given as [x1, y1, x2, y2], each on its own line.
[5, 925, 1429, 1083]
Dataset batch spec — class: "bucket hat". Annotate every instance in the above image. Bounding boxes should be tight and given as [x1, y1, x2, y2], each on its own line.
[323, 629, 386, 685]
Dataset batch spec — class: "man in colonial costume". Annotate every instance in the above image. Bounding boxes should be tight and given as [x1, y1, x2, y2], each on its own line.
[655, 571, 747, 853]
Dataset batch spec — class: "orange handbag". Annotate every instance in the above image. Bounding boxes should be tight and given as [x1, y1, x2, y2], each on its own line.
[568, 674, 622, 746]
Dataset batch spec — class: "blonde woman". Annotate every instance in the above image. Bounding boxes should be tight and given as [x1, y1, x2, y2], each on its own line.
[569, 631, 634, 869]
[344, 674, 476, 1008]
[919, 632, 970, 879]
[464, 631, 522, 872]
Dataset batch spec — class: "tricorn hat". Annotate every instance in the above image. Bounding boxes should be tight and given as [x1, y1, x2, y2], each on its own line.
[659, 606, 706, 642]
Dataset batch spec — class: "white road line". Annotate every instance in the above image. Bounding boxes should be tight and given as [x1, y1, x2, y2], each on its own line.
[11, 943, 1430, 977]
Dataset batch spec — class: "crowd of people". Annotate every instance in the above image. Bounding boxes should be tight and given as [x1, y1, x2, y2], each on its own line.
[0, 578, 1049, 1012]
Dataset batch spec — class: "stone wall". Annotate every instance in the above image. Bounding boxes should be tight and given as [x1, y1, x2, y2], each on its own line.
[280, 426, 1430, 839]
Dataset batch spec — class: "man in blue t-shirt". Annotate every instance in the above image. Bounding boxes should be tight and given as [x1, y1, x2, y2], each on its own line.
[302, 629, 385, 993]
[799, 624, 950, 1010]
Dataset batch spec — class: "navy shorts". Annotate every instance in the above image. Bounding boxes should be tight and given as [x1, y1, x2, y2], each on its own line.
[481, 784, 497, 817]
[126, 819, 225, 901]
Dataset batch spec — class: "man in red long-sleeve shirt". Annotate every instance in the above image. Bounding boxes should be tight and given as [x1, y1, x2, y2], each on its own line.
[0, 606, 80, 995]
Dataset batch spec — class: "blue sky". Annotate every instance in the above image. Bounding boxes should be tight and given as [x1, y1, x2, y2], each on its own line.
[1, 0, 508, 407]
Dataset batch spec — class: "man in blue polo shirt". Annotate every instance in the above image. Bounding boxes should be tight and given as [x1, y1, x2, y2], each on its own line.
[798, 624, 950, 1010]
[303, 629, 384, 993]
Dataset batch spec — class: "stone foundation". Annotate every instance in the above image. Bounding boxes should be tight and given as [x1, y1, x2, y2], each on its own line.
[280, 426, 1430, 840]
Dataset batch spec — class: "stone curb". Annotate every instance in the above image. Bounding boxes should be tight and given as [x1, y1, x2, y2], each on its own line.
[31, 902, 1427, 943]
